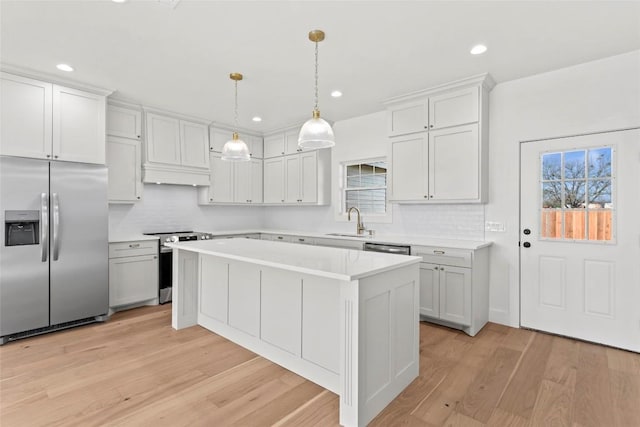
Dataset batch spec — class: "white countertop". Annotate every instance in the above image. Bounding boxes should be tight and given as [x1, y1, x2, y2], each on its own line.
[167, 238, 421, 281]
[202, 229, 491, 250]
[108, 233, 160, 243]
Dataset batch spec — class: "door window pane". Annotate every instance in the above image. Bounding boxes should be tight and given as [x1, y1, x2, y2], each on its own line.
[539, 146, 613, 242]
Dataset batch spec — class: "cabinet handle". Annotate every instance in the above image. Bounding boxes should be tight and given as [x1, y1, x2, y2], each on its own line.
[129, 243, 140, 248]
[281, 152, 284, 155]
[423, 195, 427, 198]
[137, 196, 141, 199]
[210, 198, 213, 201]
[433, 250, 445, 255]
[137, 135, 141, 139]
[434, 266, 439, 270]
[277, 236, 283, 240]
[424, 125, 428, 129]
[441, 267, 445, 271]
[54, 155, 59, 159]
[154, 256, 157, 259]
[299, 238, 305, 242]
[46, 154, 51, 158]
[429, 125, 433, 128]
[430, 195, 433, 198]
[281, 199, 284, 202]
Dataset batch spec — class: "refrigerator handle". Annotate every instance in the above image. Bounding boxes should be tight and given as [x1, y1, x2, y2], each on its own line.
[41, 193, 49, 262]
[52, 193, 60, 261]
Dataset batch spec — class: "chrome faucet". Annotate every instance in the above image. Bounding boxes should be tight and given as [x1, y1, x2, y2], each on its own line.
[347, 207, 366, 235]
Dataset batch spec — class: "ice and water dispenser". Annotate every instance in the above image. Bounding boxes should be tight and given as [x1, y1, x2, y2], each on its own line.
[4, 211, 39, 246]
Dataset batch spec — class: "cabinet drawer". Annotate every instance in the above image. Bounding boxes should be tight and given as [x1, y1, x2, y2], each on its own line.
[412, 246, 472, 268]
[109, 240, 158, 258]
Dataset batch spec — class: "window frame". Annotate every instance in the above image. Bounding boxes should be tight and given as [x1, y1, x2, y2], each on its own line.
[336, 157, 393, 224]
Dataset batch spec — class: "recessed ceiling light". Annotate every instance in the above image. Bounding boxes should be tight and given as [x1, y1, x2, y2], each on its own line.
[252, 116, 262, 122]
[112, 0, 128, 3]
[56, 64, 74, 72]
[470, 45, 487, 55]
[331, 90, 342, 98]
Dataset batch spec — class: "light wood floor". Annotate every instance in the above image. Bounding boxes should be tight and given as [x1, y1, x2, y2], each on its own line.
[1, 305, 638, 426]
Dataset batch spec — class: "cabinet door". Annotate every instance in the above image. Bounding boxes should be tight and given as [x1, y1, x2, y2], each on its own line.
[0, 73, 52, 159]
[284, 154, 300, 203]
[199, 255, 229, 323]
[106, 105, 141, 140]
[387, 100, 428, 137]
[263, 157, 284, 203]
[109, 255, 158, 307]
[180, 120, 209, 169]
[390, 133, 428, 201]
[419, 263, 440, 318]
[299, 151, 317, 203]
[233, 160, 251, 203]
[428, 87, 479, 130]
[227, 262, 261, 336]
[251, 159, 263, 203]
[428, 124, 479, 201]
[107, 137, 142, 203]
[247, 135, 264, 159]
[208, 153, 233, 202]
[263, 133, 285, 158]
[145, 113, 181, 165]
[439, 265, 472, 326]
[209, 126, 229, 153]
[52, 85, 105, 164]
[284, 129, 304, 155]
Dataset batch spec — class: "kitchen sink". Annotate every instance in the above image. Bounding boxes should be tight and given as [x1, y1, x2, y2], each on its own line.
[325, 232, 371, 238]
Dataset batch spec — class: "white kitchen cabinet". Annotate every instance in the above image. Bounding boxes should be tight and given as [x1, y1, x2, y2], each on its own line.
[390, 133, 429, 201]
[143, 111, 210, 185]
[386, 74, 492, 204]
[264, 150, 329, 205]
[429, 124, 480, 201]
[413, 245, 489, 336]
[107, 136, 142, 203]
[263, 157, 285, 203]
[145, 113, 181, 165]
[261, 269, 302, 355]
[1, 72, 107, 164]
[263, 133, 285, 158]
[245, 134, 264, 159]
[261, 234, 294, 243]
[428, 86, 479, 130]
[108, 240, 158, 309]
[106, 104, 142, 140]
[200, 153, 262, 204]
[179, 120, 209, 169]
[234, 158, 263, 203]
[285, 129, 308, 155]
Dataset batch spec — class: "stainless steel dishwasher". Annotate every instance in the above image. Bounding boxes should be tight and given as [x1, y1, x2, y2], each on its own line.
[363, 242, 411, 255]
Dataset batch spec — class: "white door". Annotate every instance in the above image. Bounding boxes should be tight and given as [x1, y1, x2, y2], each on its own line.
[520, 128, 640, 352]
[419, 263, 440, 318]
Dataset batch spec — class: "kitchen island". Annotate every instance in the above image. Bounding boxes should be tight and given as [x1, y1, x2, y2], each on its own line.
[167, 238, 421, 427]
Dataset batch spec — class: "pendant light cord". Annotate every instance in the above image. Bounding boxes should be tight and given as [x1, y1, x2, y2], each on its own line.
[234, 79, 239, 132]
[314, 40, 319, 112]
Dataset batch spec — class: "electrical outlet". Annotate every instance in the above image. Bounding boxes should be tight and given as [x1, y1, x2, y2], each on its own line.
[485, 221, 506, 232]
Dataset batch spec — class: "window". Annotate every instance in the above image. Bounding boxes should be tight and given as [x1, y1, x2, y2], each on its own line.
[343, 159, 387, 215]
[540, 146, 613, 241]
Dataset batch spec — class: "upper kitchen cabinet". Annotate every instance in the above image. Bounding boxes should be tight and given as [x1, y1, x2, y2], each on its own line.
[209, 126, 263, 159]
[263, 127, 309, 158]
[106, 104, 142, 140]
[386, 73, 494, 204]
[198, 153, 262, 204]
[1, 72, 109, 164]
[143, 110, 209, 185]
[106, 136, 142, 203]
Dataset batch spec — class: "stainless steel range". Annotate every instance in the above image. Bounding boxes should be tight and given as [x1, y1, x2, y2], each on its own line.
[143, 231, 214, 304]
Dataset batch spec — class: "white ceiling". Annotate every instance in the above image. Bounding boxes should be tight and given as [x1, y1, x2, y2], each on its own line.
[2, 1, 639, 133]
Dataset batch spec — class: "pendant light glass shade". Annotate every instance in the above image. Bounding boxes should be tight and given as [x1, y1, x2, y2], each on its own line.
[221, 132, 250, 161]
[222, 73, 251, 162]
[298, 30, 335, 149]
[298, 110, 335, 149]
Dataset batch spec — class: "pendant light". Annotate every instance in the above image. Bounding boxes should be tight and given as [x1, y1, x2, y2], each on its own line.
[221, 73, 251, 161]
[298, 30, 335, 149]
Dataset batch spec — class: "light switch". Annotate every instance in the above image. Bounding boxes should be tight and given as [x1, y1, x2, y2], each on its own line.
[485, 221, 506, 232]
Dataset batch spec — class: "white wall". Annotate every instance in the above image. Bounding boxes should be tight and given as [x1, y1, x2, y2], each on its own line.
[109, 184, 264, 234]
[263, 111, 486, 240]
[486, 50, 640, 326]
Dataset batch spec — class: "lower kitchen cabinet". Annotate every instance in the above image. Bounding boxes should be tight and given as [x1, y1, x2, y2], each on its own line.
[108, 240, 158, 310]
[413, 245, 489, 336]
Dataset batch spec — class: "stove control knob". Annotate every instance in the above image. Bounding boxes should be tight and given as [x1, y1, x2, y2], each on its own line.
[170, 236, 179, 243]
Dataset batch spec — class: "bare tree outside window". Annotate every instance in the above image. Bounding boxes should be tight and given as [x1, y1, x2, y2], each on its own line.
[541, 147, 613, 241]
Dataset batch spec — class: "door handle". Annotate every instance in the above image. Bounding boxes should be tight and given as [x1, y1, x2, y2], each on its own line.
[41, 193, 48, 262]
[523, 242, 531, 248]
[52, 193, 60, 261]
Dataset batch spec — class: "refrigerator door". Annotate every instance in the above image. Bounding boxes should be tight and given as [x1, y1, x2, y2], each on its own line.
[49, 161, 108, 324]
[0, 157, 50, 336]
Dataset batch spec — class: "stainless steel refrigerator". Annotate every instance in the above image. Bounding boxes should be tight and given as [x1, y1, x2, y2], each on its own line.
[0, 156, 109, 344]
